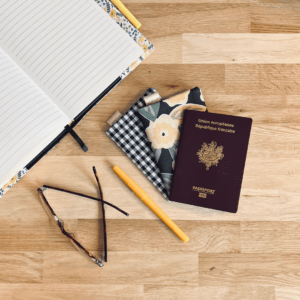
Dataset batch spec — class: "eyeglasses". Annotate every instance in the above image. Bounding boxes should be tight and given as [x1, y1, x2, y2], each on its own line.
[37, 166, 129, 267]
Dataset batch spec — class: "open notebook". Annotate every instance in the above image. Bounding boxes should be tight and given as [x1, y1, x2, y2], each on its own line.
[0, 0, 153, 197]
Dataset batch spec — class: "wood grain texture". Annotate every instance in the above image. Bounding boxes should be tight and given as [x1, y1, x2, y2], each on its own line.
[226, 64, 300, 95]
[144, 285, 275, 300]
[0, 252, 43, 284]
[1, 1, 300, 299]
[241, 222, 300, 253]
[275, 287, 300, 300]
[43, 251, 198, 285]
[123, 0, 249, 3]
[0, 284, 144, 300]
[79, 219, 241, 253]
[183, 34, 300, 64]
[251, 2, 300, 33]
[129, 4, 250, 37]
[199, 253, 300, 287]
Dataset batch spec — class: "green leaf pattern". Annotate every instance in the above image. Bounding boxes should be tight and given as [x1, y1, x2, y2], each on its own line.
[139, 102, 160, 122]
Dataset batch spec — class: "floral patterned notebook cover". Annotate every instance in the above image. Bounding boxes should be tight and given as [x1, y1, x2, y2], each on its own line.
[137, 87, 207, 194]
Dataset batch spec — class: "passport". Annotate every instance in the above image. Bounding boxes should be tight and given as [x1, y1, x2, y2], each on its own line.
[170, 110, 252, 213]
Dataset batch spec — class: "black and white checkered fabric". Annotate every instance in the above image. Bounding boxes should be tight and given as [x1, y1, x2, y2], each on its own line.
[106, 88, 169, 200]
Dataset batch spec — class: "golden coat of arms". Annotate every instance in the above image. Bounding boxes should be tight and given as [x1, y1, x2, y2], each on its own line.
[196, 141, 224, 170]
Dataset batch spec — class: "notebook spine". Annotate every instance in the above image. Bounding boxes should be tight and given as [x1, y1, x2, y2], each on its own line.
[72, 77, 122, 126]
[25, 77, 122, 171]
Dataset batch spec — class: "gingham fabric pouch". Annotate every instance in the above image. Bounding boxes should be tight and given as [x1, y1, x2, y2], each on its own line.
[106, 88, 169, 199]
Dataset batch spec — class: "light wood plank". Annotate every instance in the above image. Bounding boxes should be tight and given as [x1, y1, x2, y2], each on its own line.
[199, 253, 300, 287]
[197, 286, 275, 300]
[246, 125, 300, 160]
[43, 251, 198, 285]
[276, 287, 300, 300]
[0, 220, 74, 252]
[205, 95, 300, 124]
[183, 34, 300, 64]
[241, 222, 300, 253]
[144, 285, 275, 300]
[123, 0, 249, 3]
[142, 35, 182, 64]
[75, 219, 240, 253]
[226, 64, 300, 95]
[130, 4, 250, 38]
[0, 252, 43, 283]
[278, 190, 300, 222]
[242, 174, 300, 194]
[144, 285, 201, 300]
[251, 2, 300, 33]
[0, 283, 143, 300]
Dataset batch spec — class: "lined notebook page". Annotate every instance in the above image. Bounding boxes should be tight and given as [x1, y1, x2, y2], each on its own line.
[0, 0, 144, 119]
[0, 48, 69, 187]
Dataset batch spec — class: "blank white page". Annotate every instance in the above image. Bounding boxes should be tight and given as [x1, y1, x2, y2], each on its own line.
[0, 0, 144, 119]
[0, 47, 69, 187]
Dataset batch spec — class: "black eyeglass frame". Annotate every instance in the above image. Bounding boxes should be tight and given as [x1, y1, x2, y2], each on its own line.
[37, 180, 129, 267]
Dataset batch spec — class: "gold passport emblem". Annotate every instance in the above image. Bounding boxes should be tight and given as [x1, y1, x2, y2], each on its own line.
[197, 141, 224, 170]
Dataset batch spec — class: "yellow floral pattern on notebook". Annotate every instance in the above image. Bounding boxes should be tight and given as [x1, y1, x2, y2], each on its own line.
[0, 169, 28, 198]
[96, 0, 154, 77]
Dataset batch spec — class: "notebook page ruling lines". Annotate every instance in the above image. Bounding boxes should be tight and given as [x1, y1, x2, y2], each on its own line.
[0, 48, 68, 187]
[106, 89, 169, 200]
[0, 0, 143, 119]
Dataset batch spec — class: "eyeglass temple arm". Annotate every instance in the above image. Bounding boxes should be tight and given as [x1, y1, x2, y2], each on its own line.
[93, 166, 103, 200]
[93, 167, 108, 263]
[42, 185, 129, 216]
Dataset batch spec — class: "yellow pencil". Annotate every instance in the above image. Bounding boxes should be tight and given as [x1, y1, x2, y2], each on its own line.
[113, 166, 189, 243]
[110, 0, 141, 29]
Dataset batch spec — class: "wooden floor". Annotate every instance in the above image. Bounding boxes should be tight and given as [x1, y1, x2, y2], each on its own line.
[2, 1, 300, 299]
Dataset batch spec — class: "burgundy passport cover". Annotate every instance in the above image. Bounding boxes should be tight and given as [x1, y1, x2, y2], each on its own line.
[170, 111, 252, 213]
